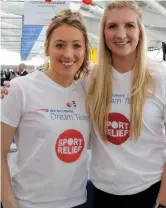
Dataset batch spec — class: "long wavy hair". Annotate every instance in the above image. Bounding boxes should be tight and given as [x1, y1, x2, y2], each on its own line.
[86, 1, 153, 139]
[44, 9, 90, 80]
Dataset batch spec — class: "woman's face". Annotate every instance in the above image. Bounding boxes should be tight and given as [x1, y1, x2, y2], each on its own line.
[47, 25, 86, 80]
[104, 8, 140, 59]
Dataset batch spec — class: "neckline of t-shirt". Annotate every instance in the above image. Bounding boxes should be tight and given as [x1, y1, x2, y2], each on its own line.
[112, 66, 132, 79]
[37, 71, 76, 92]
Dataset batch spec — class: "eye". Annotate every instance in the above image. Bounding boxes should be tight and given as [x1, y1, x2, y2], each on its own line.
[108, 24, 116, 29]
[73, 44, 81, 48]
[127, 24, 135, 28]
[56, 44, 64, 48]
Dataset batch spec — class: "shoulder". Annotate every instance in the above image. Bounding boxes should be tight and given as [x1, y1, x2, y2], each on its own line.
[147, 59, 166, 103]
[147, 59, 166, 82]
[11, 71, 39, 87]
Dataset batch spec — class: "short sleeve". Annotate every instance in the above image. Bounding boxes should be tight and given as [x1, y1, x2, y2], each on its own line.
[164, 105, 166, 124]
[164, 73, 166, 124]
[164, 74, 166, 160]
[1, 79, 23, 127]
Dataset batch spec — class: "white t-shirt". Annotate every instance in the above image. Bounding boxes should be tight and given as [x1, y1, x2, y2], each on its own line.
[1, 71, 90, 208]
[88, 61, 166, 195]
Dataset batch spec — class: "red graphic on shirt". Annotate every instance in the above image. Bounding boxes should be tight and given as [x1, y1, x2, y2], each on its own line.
[72, 101, 76, 107]
[55, 129, 84, 163]
[67, 102, 72, 107]
[107, 113, 130, 145]
[66, 101, 76, 108]
[45, 0, 52, 3]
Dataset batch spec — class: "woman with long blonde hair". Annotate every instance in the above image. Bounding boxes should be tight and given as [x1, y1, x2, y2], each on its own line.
[86, 1, 166, 208]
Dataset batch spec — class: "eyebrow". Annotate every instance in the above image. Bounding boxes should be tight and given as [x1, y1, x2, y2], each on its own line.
[54, 40, 83, 42]
[107, 21, 136, 25]
[126, 22, 136, 24]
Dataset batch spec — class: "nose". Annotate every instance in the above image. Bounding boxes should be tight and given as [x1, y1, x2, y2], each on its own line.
[116, 26, 127, 39]
[63, 46, 74, 59]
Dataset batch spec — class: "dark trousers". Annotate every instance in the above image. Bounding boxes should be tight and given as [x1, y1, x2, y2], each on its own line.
[1, 203, 86, 208]
[92, 181, 161, 208]
[74, 203, 86, 208]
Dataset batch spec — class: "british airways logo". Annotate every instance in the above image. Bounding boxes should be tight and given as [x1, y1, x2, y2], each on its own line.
[35, 107, 88, 121]
[37, 108, 49, 112]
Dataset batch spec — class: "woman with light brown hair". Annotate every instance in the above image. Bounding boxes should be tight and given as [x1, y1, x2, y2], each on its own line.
[1, 10, 90, 208]
[86, 1, 166, 208]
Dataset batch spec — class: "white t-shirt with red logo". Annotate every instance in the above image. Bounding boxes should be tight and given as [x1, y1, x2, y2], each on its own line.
[89, 61, 166, 195]
[1, 71, 90, 208]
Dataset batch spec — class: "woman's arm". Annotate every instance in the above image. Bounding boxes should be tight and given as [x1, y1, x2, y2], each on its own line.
[1, 79, 23, 208]
[1, 123, 18, 208]
[156, 164, 166, 206]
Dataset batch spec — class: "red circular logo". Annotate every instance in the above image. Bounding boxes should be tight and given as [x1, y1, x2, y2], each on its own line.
[55, 129, 85, 163]
[107, 113, 130, 145]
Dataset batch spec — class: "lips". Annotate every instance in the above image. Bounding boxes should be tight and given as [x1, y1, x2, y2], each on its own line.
[115, 41, 130, 45]
[60, 61, 75, 67]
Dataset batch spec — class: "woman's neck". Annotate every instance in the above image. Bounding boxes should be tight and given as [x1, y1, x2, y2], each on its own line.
[45, 70, 73, 88]
[112, 53, 136, 74]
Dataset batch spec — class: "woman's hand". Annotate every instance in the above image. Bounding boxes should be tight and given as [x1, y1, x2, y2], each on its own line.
[1, 81, 10, 99]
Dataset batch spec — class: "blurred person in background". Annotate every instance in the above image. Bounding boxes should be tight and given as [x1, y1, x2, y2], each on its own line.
[18, 63, 28, 76]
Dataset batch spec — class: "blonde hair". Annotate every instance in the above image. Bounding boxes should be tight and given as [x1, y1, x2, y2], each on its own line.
[44, 9, 89, 80]
[86, 1, 153, 139]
